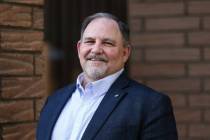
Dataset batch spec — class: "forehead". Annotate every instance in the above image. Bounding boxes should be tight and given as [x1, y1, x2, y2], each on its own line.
[82, 18, 123, 40]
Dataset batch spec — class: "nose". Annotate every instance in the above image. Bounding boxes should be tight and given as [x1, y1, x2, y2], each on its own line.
[91, 42, 103, 54]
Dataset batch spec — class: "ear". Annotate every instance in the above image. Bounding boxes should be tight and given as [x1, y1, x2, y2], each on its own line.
[77, 40, 81, 54]
[123, 47, 131, 63]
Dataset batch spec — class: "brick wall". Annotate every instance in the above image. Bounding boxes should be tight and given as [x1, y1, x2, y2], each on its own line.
[1, 0, 210, 140]
[0, 0, 45, 140]
[129, 0, 210, 140]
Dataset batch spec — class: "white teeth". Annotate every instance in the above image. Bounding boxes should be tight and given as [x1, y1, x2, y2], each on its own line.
[90, 58, 98, 61]
[87, 57, 106, 62]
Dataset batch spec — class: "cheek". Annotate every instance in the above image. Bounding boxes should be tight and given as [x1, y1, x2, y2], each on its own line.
[106, 50, 123, 62]
[79, 48, 89, 59]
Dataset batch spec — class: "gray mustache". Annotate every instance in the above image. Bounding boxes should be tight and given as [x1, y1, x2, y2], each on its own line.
[86, 55, 108, 62]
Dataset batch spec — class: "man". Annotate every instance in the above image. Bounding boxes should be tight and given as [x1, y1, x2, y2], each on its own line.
[37, 12, 178, 140]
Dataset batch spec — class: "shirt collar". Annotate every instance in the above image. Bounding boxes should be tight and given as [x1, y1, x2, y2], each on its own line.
[76, 69, 124, 97]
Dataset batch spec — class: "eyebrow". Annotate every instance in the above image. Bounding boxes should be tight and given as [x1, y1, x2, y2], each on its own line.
[83, 37, 94, 41]
[83, 37, 116, 44]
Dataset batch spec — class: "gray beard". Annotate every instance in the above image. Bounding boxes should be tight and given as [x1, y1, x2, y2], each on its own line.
[82, 63, 107, 82]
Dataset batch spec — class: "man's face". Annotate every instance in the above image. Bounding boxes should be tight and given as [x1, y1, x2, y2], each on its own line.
[77, 18, 130, 81]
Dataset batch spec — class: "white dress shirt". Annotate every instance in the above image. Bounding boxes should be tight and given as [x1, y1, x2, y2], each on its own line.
[51, 69, 123, 140]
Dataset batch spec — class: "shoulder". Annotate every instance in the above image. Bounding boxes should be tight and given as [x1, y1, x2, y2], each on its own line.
[43, 83, 76, 109]
[124, 78, 174, 118]
[125, 78, 172, 108]
[48, 83, 76, 99]
[115, 73, 171, 106]
[127, 79, 168, 98]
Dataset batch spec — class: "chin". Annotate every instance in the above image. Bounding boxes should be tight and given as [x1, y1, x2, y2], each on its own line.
[85, 66, 107, 80]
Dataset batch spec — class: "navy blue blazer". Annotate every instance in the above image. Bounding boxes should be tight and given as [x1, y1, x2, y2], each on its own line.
[37, 73, 178, 140]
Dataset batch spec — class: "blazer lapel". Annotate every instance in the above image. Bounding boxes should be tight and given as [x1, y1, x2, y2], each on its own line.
[81, 73, 130, 140]
[45, 84, 76, 140]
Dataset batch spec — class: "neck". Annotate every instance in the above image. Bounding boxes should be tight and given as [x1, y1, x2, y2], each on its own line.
[81, 74, 97, 88]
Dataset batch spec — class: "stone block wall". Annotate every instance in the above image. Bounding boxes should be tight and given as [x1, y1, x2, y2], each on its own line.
[1, 0, 210, 139]
[0, 0, 45, 139]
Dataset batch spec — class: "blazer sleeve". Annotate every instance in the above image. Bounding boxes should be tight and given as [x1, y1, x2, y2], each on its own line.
[141, 95, 178, 140]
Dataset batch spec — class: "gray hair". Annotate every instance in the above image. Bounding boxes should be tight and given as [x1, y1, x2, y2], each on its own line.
[80, 12, 131, 48]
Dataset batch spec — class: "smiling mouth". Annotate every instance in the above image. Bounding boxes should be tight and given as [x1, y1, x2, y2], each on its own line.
[86, 56, 108, 62]
[88, 58, 105, 62]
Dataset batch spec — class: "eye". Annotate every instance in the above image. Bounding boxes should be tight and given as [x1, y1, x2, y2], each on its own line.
[84, 40, 95, 45]
[104, 41, 114, 47]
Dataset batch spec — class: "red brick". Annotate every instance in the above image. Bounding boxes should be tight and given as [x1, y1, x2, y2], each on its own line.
[146, 17, 199, 31]
[3, 0, 43, 5]
[35, 54, 45, 75]
[203, 17, 210, 29]
[169, 94, 187, 107]
[130, 63, 185, 78]
[129, 18, 142, 32]
[204, 110, 210, 122]
[2, 123, 36, 140]
[145, 48, 200, 61]
[204, 79, 210, 91]
[175, 109, 201, 123]
[188, 1, 210, 14]
[33, 8, 43, 29]
[189, 124, 210, 138]
[204, 48, 210, 60]
[130, 48, 143, 62]
[129, 2, 184, 16]
[189, 32, 210, 45]
[189, 95, 210, 107]
[147, 79, 200, 92]
[0, 101, 34, 123]
[131, 33, 184, 47]
[0, 52, 33, 75]
[0, 4, 31, 27]
[189, 64, 210, 76]
[1, 30, 44, 51]
[1, 77, 44, 99]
